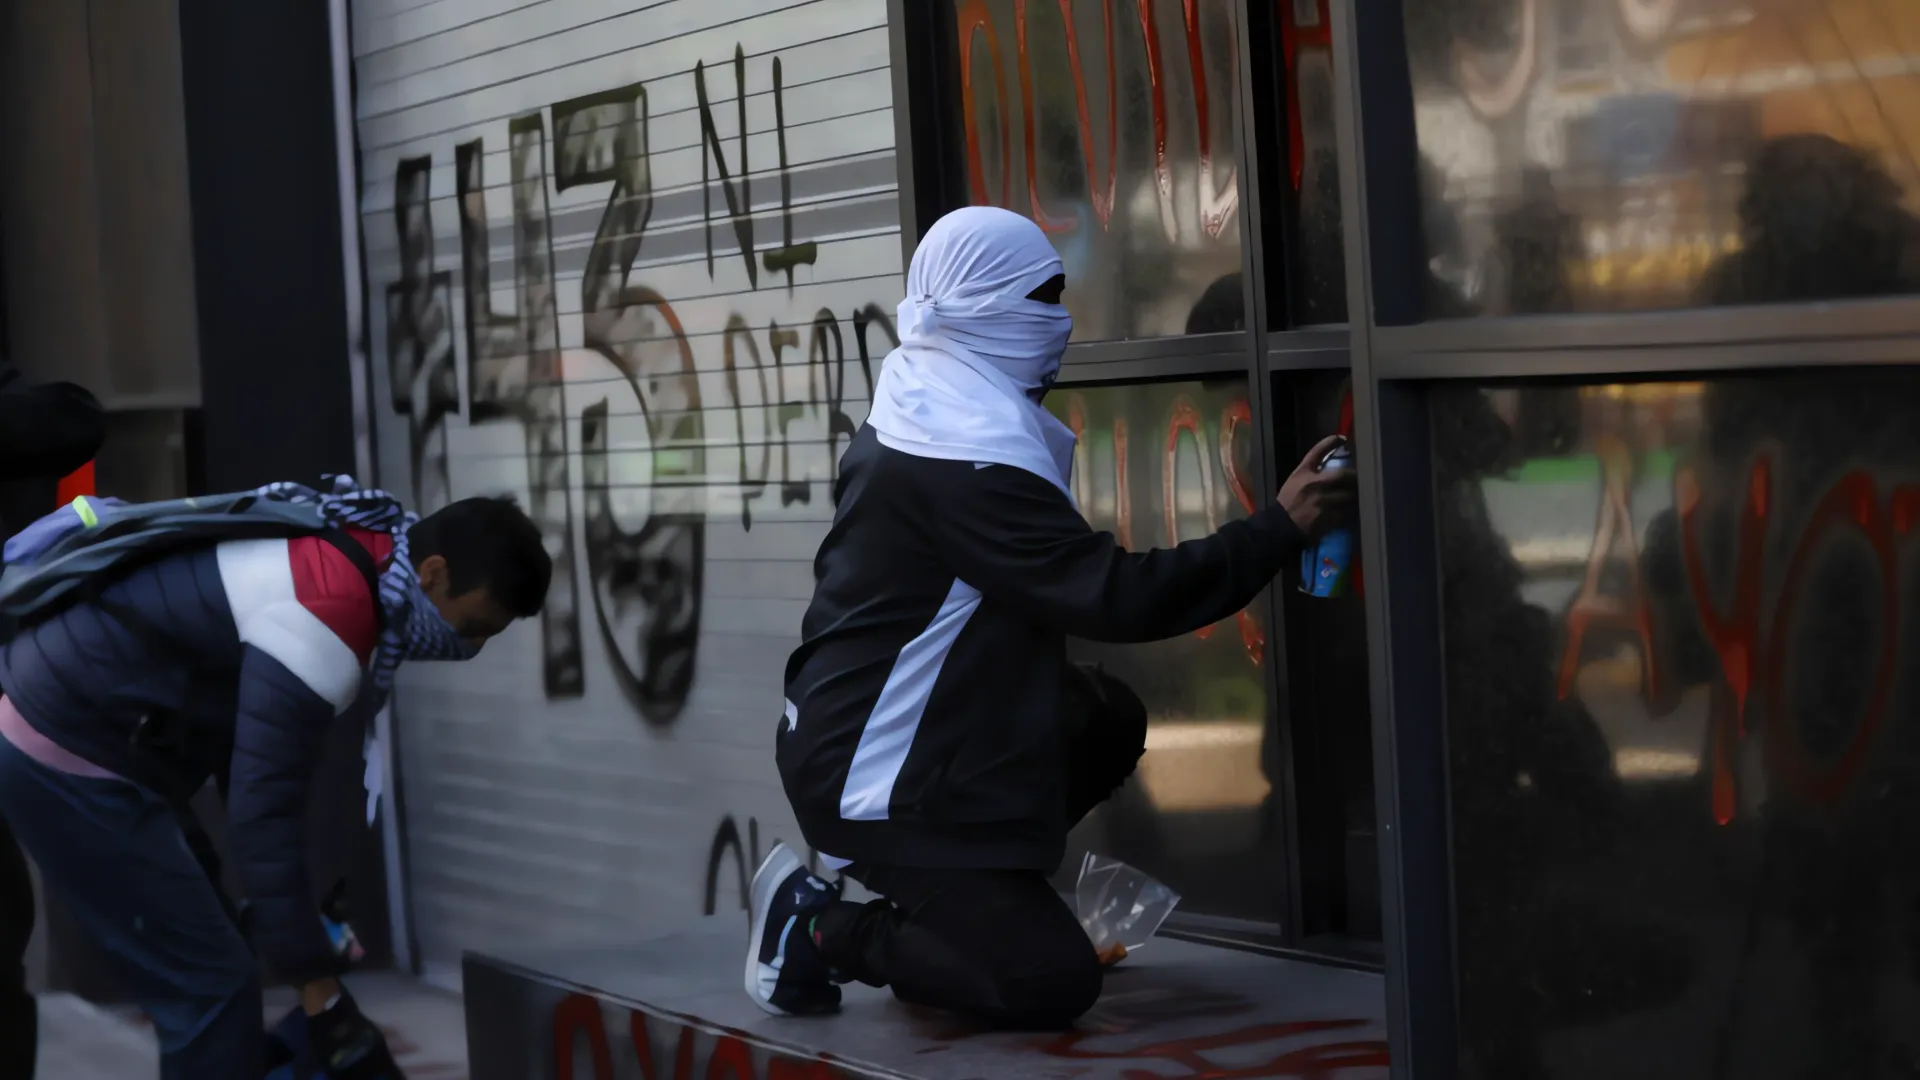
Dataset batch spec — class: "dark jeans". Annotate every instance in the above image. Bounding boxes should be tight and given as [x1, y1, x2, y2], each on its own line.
[0, 735, 262, 1080]
[0, 814, 33, 1080]
[816, 664, 1149, 1028]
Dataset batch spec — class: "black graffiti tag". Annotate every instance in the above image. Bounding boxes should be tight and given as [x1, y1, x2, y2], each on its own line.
[385, 47, 892, 724]
[454, 117, 586, 699]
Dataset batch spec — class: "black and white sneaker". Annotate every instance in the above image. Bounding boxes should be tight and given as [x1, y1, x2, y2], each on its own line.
[744, 843, 842, 1016]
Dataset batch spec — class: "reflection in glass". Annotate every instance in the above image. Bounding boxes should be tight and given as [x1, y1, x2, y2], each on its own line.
[947, 0, 1247, 340]
[1279, 0, 1349, 324]
[1274, 371, 1376, 939]
[1405, 0, 1920, 317]
[1433, 372, 1920, 1077]
[1044, 378, 1279, 922]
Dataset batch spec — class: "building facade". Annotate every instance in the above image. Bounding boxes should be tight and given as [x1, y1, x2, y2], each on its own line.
[347, 1, 1920, 1077]
[353, 0, 910, 981]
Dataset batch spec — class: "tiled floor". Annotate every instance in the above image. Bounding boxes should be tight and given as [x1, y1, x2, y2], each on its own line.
[34, 972, 469, 1080]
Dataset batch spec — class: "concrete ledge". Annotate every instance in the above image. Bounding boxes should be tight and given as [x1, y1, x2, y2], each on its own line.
[463, 914, 1388, 1079]
[33, 992, 157, 1079]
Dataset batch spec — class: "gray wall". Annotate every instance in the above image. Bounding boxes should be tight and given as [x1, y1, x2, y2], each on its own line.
[351, 0, 906, 984]
[0, 0, 201, 408]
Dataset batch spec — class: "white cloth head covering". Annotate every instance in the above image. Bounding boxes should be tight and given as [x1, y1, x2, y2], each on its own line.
[868, 206, 1078, 500]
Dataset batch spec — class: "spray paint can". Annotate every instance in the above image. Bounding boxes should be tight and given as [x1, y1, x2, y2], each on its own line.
[1298, 444, 1353, 598]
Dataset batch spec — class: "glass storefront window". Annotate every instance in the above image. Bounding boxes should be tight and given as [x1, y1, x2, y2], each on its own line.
[1045, 377, 1280, 922]
[1404, 0, 1920, 318]
[1278, 0, 1350, 325]
[945, 0, 1248, 340]
[1273, 371, 1376, 940]
[1432, 371, 1920, 1075]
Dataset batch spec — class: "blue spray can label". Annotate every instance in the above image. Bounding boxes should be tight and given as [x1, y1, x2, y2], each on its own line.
[1299, 445, 1353, 598]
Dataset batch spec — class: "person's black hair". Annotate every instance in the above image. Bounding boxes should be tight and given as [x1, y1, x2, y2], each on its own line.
[407, 495, 551, 617]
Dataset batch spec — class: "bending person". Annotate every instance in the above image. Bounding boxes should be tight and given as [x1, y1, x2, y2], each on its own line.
[746, 206, 1354, 1027]
[0, 482, 551, 1079]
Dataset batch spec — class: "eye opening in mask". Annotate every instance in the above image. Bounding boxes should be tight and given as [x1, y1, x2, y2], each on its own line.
[1025, 273, 1066, 305]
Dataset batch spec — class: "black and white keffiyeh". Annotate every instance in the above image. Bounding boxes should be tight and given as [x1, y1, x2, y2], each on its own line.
[257, 475, 474, 692]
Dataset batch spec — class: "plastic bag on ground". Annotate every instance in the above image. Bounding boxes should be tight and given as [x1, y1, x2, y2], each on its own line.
[1075, 853, 1181, 965]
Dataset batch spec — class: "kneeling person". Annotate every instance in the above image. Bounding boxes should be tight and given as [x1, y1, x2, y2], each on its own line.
[750, 207, 1355, 1028]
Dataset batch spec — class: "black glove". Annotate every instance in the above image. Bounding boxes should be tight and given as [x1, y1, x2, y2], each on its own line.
[306, 993, 406, 1080]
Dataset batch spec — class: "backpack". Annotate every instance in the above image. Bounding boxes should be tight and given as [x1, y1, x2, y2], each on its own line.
[0, 490, 386, 804]
[0, 490, 383, 633]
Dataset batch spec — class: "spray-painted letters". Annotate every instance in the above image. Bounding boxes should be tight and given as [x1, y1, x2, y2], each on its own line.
[382, 49, 896, 725]
[1555, 446, 1920, 822]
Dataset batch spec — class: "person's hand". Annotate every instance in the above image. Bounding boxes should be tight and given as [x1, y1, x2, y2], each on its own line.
[307, 992, 407, 1080]
[1278, 435, 1358, 536]
[299, 977, 343, 1016]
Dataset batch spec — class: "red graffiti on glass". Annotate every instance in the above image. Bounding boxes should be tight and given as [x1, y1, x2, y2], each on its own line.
[1679, 461, 1912, 824]
[1166, 397, 1223, 644]
[1554, 450, 1920, 824]
[1058, 0, 1120, 225]
[1554, 436, 1661, 705]
[1066, 394, 1134, 551]
[956, 0, 1233, 236]
[1220, 398, 1268, 665]
[955, 0, 1011, 212]
[1063, 391, 1266, 666]
[1278, 0, 1334, 193]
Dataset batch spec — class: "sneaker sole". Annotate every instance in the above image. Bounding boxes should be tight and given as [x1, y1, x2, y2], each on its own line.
[744, 842, 805, 1015]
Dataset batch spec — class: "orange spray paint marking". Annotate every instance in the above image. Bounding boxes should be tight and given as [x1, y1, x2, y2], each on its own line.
[1220, 399, 1267, 666]
[1014, 1, 1076, 233]
[1165, 397, 1219, 641]
[1554, 437, 1661, 705]
[1278, 0, 1334, 192]
[1065, 393, 1093, 509]
[1763, 471, 1900, 810]
[1663, 456, 1915, 825]
[1889, 480, 1920, 534]
[1136, 0, 1171, 206]
[1057, 0, 1118, 227]
[1891, 484, 1920, 536]
[956, 1, 1010, 210]
[1182, 0, 1237, 237]
[1676, 458, 1768, 824]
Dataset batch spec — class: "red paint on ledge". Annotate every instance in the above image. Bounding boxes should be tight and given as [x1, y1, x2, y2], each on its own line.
[553, 990, 1386, 1080]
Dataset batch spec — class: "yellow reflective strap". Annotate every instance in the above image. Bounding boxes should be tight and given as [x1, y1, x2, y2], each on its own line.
[72, 496, 98, 528]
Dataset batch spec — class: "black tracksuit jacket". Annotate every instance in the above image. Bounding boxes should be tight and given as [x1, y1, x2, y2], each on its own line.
[778, 425, 1307, 872]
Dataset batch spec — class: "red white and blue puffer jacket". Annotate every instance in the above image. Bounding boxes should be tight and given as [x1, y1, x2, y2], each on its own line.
[0, 528, 393, 982]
